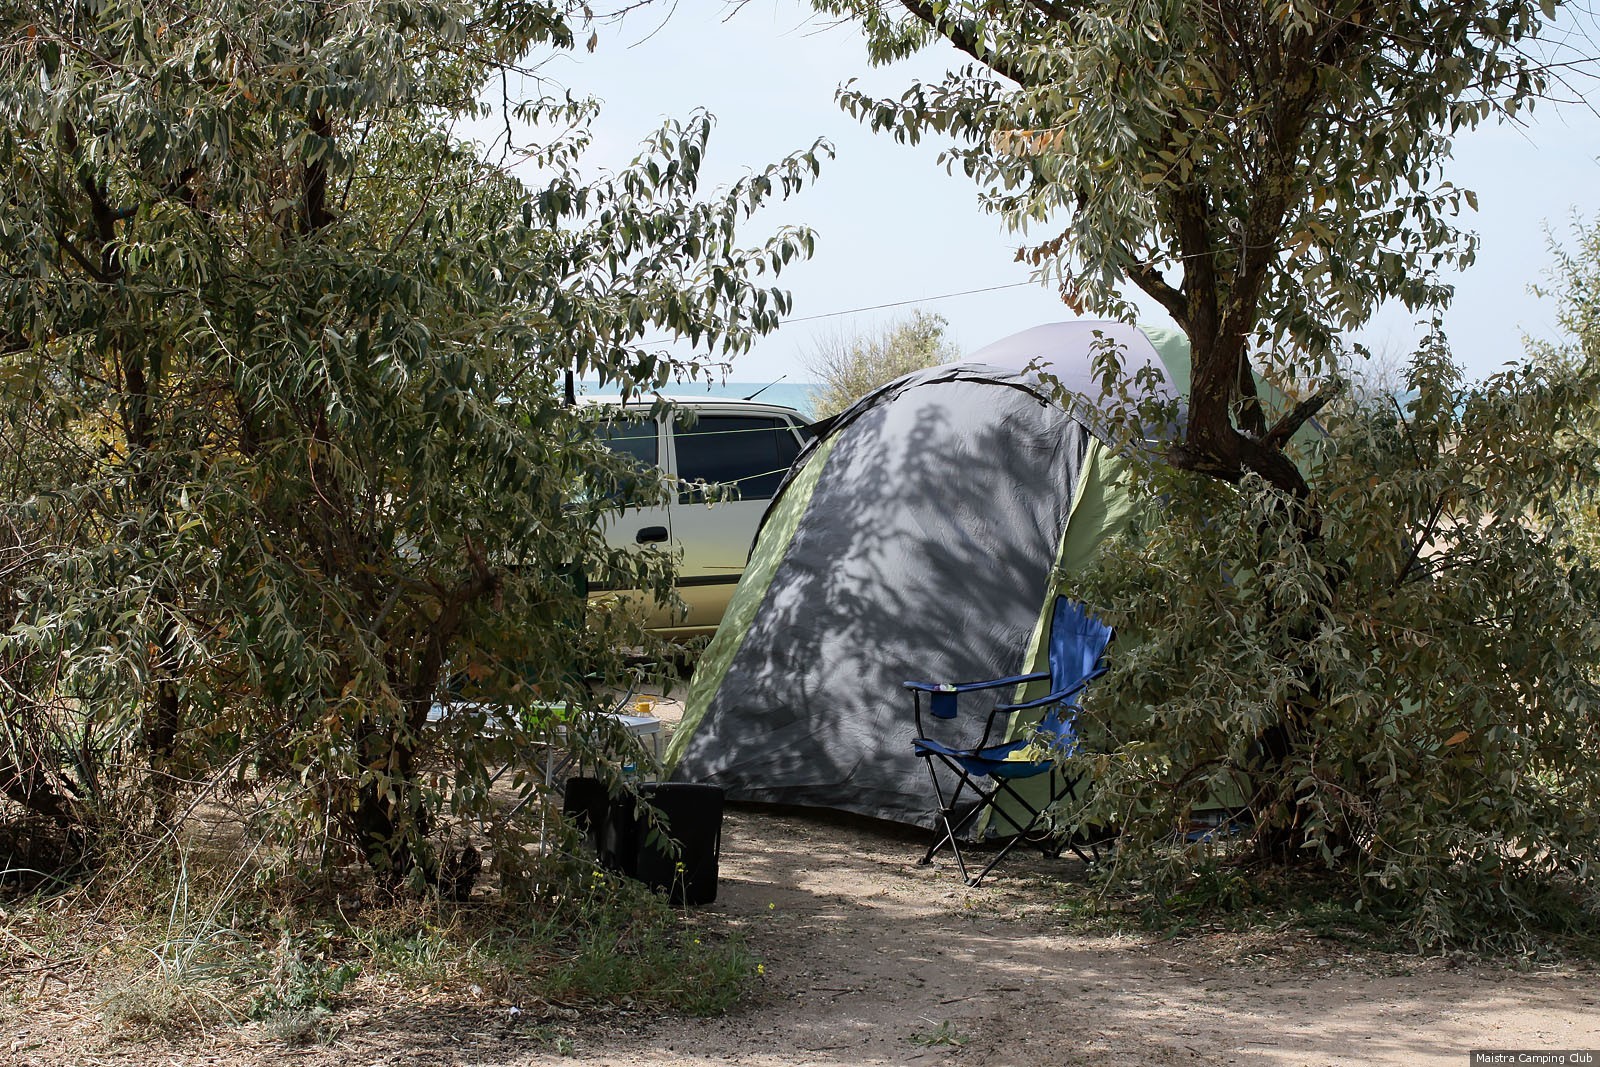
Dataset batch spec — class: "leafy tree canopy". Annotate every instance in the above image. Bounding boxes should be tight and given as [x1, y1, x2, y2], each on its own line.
[814, 0, 1561, 493]
[1534, 221, 1600, 564]
[817, 0, 1600, 945]
[0, 0, 826, 890]
[1072, 328, 1600, 947]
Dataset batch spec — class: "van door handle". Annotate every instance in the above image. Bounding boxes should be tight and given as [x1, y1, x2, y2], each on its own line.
[635, 526, 668, 544]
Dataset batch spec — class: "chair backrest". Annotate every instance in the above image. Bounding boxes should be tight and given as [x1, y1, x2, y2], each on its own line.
[1038, 598, 1113, 740]
[1030, 601, 1107, 751]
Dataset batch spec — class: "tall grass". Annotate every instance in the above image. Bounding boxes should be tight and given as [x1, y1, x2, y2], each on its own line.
[2, 816, 754, 1044]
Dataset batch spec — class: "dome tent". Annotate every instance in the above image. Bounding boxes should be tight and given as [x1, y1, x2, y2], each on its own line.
[662, 321, 1192, 828]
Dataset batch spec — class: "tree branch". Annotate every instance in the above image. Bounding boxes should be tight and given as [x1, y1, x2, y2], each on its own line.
[1260, 379, 1338, 450]
[303, 111, 336, 234]
[1023, 0, 1079, 20]
[49, 224, 118, 283]
[895, 0, 1032, 85]
[1126, 260, 1187, 324]
[1173, 183, 1216, 342]
[0, 748, 82, 830]
[1235, 350, 1267, 438]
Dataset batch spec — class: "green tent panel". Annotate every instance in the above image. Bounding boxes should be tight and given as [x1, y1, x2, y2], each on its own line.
[666, 431, 842, 767]
[981, 438, 1134, 836]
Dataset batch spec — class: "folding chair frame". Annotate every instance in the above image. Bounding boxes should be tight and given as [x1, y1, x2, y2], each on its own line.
[912, 720, 1089, 885]
[909, 681, 1099, 886]
[905, 598, 1113, 887]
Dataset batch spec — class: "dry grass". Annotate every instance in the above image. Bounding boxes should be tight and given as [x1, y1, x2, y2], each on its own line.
[0, 783, 753, 1056]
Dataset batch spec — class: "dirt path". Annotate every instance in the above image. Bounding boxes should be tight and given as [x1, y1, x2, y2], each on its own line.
[545, 807, 1598, 1067]
[196, 806, 1593, 1067]
[8, 805, 1597, 1066]
[9, 690, 1596, 1065]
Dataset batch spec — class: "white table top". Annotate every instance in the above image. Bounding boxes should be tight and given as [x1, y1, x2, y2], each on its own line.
[608, 712, 663, 736]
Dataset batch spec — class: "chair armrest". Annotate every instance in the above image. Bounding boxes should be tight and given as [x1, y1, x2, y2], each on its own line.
[902, 671, 1049, 695]
[992, 665, 1109, 712]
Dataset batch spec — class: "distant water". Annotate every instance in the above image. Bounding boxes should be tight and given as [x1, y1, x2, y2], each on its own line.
[579, 380, 819, 419]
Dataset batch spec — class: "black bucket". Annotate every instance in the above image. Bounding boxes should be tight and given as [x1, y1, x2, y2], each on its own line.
[561, 776, 636, 874]
[564, 778, 724, 906]
[633, 782, 724, 906]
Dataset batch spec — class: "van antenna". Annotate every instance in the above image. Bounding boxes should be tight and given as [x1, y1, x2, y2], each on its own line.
[743, 375, 787, 401]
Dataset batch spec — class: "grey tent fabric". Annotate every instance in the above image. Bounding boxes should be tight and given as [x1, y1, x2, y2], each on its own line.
[967, 320, 1177, 391]
[672, 368, 1089, 825]
[667, 322, 1187, 827]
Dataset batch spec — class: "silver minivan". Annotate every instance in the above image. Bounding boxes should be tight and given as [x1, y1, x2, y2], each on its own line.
[586, 396, 813, 638]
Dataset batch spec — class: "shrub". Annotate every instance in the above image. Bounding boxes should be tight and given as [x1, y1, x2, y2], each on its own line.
[804, 310, 959, 418]
[1066, 328, 1600, 950]
[0, 0, 823, 891]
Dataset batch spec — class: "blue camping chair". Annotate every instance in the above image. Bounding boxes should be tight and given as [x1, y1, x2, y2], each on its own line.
[906, 597, 1113, 886]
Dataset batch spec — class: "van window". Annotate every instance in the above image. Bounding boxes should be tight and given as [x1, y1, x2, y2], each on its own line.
[595, 416, 659, 467]
[587, 414, 661, 506]
[675, 415, 802, 502]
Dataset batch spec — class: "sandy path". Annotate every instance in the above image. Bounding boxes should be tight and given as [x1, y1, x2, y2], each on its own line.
[9, 688, 1596, 1065]
[10, 807, 1596, 1066]
[243, 805, 1592, 1067]
[539, 808, 1598, 1067]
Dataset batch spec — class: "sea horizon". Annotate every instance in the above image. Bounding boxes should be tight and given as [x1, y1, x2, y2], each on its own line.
[578, 379, 819, 419]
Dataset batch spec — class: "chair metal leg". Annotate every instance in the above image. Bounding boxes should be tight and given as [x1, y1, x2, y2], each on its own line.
[918, 753, 1095, 887]
[918, 755, 1018, 883]
[963, 766, 1086, 886]
[917, 757, 956, 869]
[918, 755, 987, 883]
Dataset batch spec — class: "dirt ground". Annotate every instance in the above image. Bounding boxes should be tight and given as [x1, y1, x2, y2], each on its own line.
[7, 693, 1598, 1066]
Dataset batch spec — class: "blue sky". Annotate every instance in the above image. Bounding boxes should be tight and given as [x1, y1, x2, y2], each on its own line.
[487, 2, 1600, 385]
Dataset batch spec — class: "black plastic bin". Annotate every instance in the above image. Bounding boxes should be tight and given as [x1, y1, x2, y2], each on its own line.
[563, 778, 724, 905]
[633, 782, 724, 906]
